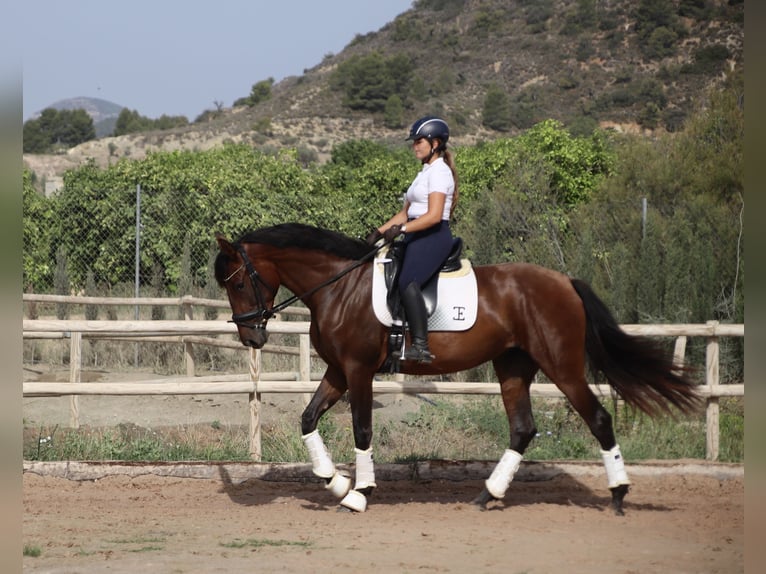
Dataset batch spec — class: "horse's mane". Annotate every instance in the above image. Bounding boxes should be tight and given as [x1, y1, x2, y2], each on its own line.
[238, 223, 372, 260]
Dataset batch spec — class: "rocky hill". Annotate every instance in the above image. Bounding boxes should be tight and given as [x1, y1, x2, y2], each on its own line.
[24, 0, 744, 189]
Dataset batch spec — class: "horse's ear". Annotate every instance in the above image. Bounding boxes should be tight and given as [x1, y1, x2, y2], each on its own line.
[215, 233, 236, 257]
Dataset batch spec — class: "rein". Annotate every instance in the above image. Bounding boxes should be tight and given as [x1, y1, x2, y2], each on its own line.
[228, 239, 388, 328]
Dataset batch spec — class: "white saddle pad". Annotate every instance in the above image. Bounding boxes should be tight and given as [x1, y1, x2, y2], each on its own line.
[371, 247, 478, 331]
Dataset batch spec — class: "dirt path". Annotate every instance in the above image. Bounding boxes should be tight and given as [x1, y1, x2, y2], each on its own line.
[23, 468, 743, 573]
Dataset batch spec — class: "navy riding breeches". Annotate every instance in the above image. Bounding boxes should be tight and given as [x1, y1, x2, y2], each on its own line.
[397, 220, 452, 294]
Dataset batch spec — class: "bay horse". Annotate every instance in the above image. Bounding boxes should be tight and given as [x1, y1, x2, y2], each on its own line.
[215, 223, 700, 515]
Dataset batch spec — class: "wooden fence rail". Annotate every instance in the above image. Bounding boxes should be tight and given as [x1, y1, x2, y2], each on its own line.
[22, 310, 743, 461]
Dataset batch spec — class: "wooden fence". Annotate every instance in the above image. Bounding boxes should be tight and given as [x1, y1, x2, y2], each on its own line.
[22, 294, 744, 462]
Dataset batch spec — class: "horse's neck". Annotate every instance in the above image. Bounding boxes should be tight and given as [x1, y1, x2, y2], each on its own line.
[276, 254, 357, 300]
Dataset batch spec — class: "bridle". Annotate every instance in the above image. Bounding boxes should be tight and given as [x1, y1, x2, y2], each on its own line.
[223, 244, 279, 331]
[224, 240, 386, 331]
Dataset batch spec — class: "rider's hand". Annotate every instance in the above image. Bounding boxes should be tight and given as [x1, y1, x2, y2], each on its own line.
[365, 228, 383, 245]
[383, 225, 405, 242]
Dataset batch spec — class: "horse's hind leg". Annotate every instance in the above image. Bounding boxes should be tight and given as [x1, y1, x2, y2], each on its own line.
[300, 365, 352, 499]
[555, 377, 630, 515]
[473, 349, 539, 510]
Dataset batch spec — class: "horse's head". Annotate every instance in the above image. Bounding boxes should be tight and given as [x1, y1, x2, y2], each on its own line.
[214, 233, 280, 349]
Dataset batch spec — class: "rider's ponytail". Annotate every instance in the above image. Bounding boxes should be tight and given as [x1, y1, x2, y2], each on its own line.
[442, 148, 459, 218]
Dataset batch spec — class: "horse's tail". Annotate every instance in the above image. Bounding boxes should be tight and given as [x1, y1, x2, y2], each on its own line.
[570, 278, 702, 417]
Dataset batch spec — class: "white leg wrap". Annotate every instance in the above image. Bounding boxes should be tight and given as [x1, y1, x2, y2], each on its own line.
[325, 472, 352, 498]
[353, 447, 377, 491]
[485, 449, 523, 499]
[340, 489, 368, 512]
[338, 448, 376, 512]
[601, 444, 630, 488]
[302, 430, 335, 479]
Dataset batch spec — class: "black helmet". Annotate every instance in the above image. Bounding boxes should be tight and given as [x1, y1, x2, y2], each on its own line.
[406, 116, 449, 145]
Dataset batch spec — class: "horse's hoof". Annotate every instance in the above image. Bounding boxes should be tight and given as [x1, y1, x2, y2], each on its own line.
[609, 484, 629, 516]
[471, 488, 496, 511]
[339, 489, 367, 512]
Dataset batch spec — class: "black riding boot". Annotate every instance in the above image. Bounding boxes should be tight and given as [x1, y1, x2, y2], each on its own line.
[401, 282, 434, 364]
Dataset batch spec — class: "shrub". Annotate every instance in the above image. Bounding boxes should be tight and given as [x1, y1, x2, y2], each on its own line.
[644, 26, 679, 59]
[681, 44, 731, 75]
[679, 0, 712, 20]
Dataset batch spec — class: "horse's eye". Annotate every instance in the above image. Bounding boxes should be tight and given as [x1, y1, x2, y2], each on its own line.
[235, 282, 245, 291]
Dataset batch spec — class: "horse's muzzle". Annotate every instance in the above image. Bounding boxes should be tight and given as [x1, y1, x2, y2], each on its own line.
[241, 326, 269, 349]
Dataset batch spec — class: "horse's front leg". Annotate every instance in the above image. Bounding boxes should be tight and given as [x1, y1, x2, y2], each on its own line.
[337, 367, 377, 513]
[300, 366, 352, 499]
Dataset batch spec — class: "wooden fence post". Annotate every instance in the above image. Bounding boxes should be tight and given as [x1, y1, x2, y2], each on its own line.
[300, 333, 312, 407]
[248, 347, 262, 461]
[183, 299, 195, 377]
[673, 335, 687, 365]
[706, 321, 720, 461]
[69, 331, 81, 428]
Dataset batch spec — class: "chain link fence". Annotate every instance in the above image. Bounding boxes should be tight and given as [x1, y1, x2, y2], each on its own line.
[25, 183, 744, 383]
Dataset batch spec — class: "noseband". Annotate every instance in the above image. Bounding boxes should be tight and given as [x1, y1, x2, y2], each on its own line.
[226, 244, 278, 330]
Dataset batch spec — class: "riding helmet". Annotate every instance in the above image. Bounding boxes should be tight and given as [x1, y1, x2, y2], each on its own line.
[406, 116, 450, 144]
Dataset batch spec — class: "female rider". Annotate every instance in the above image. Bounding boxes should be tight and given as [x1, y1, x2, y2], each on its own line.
[367, 116, 458, 364]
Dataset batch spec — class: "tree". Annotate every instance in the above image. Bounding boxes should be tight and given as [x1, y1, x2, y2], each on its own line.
[384, 94, 405, 129]
[113, 108, 152, 136]
[248, 78, 274, 106]
[482, 85, 512, 131]
[154, 114, 189, 130]
[23, 170, 54, 289]
[23, 108, 96, 153]
[57, 109, 96, 146]
[111, 109, 187, 135]
[22, 116, 49, 153]
[330, 52, 414, 113]
[633, 0, 683, 58]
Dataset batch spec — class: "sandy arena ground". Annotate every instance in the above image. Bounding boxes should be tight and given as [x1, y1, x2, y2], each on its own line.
[22, 468, 743, 574]
[22, 367, 744, 573]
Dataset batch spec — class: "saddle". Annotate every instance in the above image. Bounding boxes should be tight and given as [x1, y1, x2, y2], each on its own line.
[377, 237, 466, 374]
[384, 237, 464, 321]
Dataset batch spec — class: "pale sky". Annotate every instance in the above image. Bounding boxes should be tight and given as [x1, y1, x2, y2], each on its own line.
[22, 0, 414, 121]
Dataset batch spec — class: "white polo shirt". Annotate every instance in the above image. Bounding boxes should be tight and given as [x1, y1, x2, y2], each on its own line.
[405, 157, 454, 220]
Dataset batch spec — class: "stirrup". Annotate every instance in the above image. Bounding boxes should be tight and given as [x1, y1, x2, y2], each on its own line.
[403, 344, 434, 364]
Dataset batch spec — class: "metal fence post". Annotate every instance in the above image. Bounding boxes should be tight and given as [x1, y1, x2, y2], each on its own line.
[134, 184, 141, 367]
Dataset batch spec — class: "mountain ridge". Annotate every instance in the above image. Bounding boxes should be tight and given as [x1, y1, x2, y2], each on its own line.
[30, 96, 125, 122]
